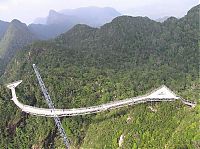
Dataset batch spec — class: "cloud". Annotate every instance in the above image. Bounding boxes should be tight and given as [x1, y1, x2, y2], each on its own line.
[0, 5, 8, 11]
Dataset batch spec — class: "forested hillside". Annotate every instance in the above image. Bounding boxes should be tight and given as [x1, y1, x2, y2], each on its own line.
[0, 5, 199, 149]
[0, 19, 37, 76]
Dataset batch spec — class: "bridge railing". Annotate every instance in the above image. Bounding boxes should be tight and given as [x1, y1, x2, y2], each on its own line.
[180, 98, 197, 106]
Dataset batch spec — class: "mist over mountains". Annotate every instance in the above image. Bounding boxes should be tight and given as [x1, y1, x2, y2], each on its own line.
[30, 7, 121, 39]
[0, 20, 9, 40]
[0, 3, 199, 149]
[0, 4, 199, 148]
[34, 6, 121, 26]
[0, 6, 121, 75]
[0, 4, 198, 76]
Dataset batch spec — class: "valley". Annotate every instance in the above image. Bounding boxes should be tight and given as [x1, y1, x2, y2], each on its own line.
[0, 4, 199, 149]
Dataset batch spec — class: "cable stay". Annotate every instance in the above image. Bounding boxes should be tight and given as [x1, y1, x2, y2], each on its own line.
[32, 64, 70, 149]
[6, 64, 197, 148]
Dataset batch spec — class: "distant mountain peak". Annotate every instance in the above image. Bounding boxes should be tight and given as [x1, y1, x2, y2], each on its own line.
[31, 6, 121, 39]
[11, 19, 22, 24]
[9, 19, 29, 32]
[0, 18, 37, 70]
[49, 9, 59, 16]
[60, 6, 121, 15]
[48, 9, 65, 19]
[47, 9, 72, 25]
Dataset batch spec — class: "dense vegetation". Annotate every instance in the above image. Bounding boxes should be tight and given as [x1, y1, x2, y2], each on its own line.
[0, 5, 199, 149]
[0, 19, 36, 76]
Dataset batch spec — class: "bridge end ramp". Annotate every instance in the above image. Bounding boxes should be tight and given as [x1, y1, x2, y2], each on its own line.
[6, 80, 22, 89]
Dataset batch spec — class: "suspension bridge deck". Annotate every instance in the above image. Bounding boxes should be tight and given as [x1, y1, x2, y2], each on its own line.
[7, 81, 197, 117]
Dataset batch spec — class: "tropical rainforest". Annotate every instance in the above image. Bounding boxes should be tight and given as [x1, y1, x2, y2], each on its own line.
[0, 4, 199, 149]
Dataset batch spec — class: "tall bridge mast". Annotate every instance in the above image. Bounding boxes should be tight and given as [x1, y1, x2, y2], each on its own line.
[32, 64, 70, 149]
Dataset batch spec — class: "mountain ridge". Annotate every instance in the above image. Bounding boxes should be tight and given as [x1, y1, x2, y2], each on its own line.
[0, 19, 37, 75]
[30, 6, 121, 39]
[0, 5, 199, 148]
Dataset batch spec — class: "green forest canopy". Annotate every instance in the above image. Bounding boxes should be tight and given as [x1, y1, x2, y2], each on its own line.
[0, 4, 199, 149]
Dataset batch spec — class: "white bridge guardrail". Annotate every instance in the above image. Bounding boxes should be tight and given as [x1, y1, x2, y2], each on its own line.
[6, 81, 197, 117]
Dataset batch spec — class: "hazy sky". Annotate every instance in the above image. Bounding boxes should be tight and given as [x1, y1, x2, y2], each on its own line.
[0, 0, 198, 24]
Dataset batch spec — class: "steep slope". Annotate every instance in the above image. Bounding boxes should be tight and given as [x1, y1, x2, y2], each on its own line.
[82, 102, 200, 148]
[46, 9, 79, 25]
[29, 10, 79, 40]
[0, 5, 199, 149]
[28, 23, 71, 40]
[28, 10, 80, 40]
[30, 7, 121, 39]
[0, 19, 37, 75]
[0, 20, 9, 40]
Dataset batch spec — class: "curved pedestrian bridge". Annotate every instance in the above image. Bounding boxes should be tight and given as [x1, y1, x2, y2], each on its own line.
[7, 80, 197, 117]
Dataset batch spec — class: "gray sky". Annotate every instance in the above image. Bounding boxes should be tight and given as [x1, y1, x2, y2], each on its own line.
[0, 0, 198, 24]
